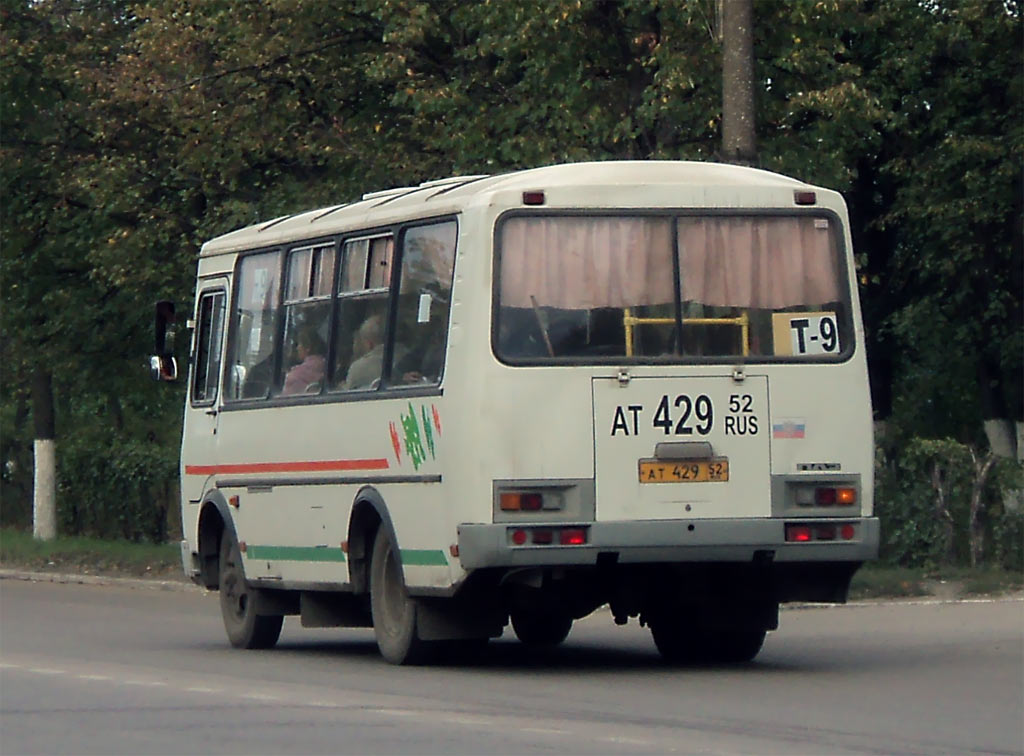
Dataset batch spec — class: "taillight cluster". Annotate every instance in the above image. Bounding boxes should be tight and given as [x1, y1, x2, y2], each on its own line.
[795, 486, 857, 507]
[500, 492, 545, 511]
[785, 523, 857, 543]
[508, 527, 588, 547]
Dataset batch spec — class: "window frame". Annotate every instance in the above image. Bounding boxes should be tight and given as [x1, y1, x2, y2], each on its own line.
[275, 241, 337, 397]
[491, 208, 856, 367]
[221, 246, 286, 404]
[218, 215, 458, 410]
[189, 287, 227, 408]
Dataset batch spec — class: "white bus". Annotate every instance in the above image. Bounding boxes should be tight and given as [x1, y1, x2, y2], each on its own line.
[153, 161, 878, 664]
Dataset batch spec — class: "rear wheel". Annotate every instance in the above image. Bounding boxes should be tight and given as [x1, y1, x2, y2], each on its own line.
[370, 527, 430, 665]
[648, 612, 701, 664]
[219, 530, 283, 649]
[510, 609, 573, 646]
[650, 610, 766, 664]
[705, 628, 766, 664]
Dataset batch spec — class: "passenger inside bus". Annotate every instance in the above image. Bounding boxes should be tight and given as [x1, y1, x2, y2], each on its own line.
[282, 326, 326, 395]
[344, 314, 387, 389]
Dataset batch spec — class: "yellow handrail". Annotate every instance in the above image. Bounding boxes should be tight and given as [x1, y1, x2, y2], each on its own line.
[623, 309, 749, 356]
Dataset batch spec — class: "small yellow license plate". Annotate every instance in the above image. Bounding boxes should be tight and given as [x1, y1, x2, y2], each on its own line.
[638, 458, 729, 483]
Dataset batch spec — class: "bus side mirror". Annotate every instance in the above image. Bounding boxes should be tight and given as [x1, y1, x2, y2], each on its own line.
[150, 300, 178, 381]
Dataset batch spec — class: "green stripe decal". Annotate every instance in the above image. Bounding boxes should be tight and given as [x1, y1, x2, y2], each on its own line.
[245, 545, 347, 562]
[400, 549, 449, 566]
[243, 545, 445, 566]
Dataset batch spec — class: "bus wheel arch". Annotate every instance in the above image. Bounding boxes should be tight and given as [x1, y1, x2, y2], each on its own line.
[347, 487, 401, 595]
[198, 493, 234, 590]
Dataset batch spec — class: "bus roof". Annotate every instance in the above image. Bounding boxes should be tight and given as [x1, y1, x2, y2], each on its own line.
[199, 161, 814, 257]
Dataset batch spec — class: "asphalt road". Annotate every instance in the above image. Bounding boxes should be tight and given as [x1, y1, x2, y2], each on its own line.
[1, 577, 1021, 755]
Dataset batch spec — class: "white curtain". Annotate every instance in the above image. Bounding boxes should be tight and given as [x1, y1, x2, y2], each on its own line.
[677, 217, 841, 308]
[499, 217, 674, 309]
[498, 215, 842, 310]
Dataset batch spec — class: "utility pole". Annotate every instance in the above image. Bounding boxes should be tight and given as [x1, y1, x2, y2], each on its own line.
[721, 0, 757, 166]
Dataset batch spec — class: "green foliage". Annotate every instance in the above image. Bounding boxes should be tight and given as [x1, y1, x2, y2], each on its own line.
[56, 434, 179, 543]
[875, 433, 1024, 569]
[0, 527, 180, 577]
[1, 0, 1020, 570]
[876, 441, 949, 568]
[848, 565, 930, 600]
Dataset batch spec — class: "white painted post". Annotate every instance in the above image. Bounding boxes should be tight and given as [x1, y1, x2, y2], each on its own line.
[33, 439, 57, 540]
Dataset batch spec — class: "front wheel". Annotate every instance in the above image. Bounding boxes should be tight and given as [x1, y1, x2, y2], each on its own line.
[370, 527, 430, 664]
[219, 530, 283, 649]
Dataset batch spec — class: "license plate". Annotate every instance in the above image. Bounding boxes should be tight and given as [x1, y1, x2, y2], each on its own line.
[638, 458, 729, 483]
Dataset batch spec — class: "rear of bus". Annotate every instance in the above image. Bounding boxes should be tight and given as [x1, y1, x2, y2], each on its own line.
[456, 162, 878, 661]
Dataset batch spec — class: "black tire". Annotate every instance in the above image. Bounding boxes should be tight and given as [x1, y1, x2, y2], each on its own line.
[705, 628, 766, 664]
[219, 530, 283, 649]
[370, 527, 430, 665]
[650, 612, 766, 665]
[649, 613, 701, 664]
[510, 609, 573, 646]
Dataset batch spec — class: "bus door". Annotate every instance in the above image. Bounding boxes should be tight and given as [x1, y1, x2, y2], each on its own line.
[592, 373, 770, 522]
[181, 280, 228, 506]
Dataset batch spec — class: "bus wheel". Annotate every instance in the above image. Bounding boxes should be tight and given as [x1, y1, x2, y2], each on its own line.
[705, 628, 766, 664]
[219, 530, 283, 649]
[370, 527, 429, 665]
[510, 609, 572, 646]
[648, 613, 701, 664]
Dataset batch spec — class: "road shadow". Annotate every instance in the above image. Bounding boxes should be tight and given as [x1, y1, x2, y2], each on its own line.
[268, 633, 790, 675]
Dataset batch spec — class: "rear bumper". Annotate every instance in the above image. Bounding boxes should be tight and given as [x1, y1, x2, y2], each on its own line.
[457, 517, 879, 569]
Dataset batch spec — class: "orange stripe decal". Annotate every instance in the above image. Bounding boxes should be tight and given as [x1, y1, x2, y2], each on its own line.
[184, 458, 390, 475]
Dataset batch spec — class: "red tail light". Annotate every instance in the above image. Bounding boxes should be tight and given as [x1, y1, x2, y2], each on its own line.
[509, 526, 589, 546]
[786, 522, 857, 543]
[786, 525, 813, 542]
[815, 487, 837, 506]
[531, 529, 553, 545]
[816, 524, 837, 541]
[559, 528, 587, 545]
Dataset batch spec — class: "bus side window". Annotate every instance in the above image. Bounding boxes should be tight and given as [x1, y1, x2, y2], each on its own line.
[275, 244, 334, 396]
[224, 251, 281, 401]
[191, 290, 225, 404]
[331, 236, 393, 391]
[390, 220, 457, 386]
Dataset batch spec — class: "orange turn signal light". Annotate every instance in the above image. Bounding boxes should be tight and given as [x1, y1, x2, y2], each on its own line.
[500, 492, 543, 511]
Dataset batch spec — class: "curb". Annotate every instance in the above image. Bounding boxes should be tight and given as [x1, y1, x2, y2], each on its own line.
[0, 568, 203, 593]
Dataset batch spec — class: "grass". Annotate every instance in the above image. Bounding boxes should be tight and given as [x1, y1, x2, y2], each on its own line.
[2, 528, 1021, 598]
[0, 528, 182, 579]
[849, 563, 1023, 600]
[848, 565, 932, 599]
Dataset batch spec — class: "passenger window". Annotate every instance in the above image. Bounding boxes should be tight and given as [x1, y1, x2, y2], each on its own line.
[390, 221, 457, 386]
[191, 290, 225, 404]
[225, 251, 282, 400]
[276, 244, 335, 396]
[330, 235, 393, 391]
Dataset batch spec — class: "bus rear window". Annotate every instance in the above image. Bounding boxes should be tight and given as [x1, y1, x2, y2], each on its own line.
[494, 214, 850, 363]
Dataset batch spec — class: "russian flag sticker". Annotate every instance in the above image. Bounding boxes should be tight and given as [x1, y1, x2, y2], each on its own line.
[773, 419, 806, 439]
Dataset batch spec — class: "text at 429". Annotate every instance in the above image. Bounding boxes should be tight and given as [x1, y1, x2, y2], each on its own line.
[609, 394, 759, 437]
